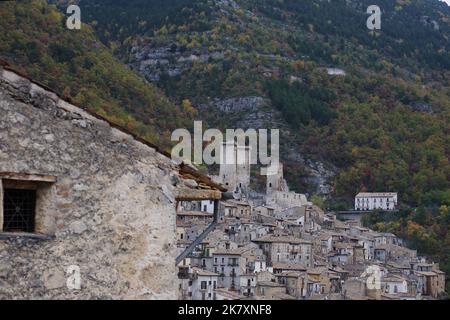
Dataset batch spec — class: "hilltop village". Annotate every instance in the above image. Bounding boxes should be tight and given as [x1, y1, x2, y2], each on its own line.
[176, 142, 446, 300]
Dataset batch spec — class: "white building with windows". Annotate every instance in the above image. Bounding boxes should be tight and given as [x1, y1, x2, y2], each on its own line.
[201, 200, 215, 214]
[189, 268, 219, 300]
[354, 192, 398, 211]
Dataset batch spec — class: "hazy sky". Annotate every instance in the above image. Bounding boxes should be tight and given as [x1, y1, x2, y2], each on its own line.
[442, 0, 450, 5]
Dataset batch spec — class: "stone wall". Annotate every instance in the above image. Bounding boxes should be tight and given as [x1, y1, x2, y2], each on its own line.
[0, 67, 182, 299]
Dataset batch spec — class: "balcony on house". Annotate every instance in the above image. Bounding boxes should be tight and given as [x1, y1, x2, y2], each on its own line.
[228, 258, 239, 267]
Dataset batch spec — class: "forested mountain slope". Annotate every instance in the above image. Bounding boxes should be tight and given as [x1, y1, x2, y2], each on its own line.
[0, 0, 193, 149]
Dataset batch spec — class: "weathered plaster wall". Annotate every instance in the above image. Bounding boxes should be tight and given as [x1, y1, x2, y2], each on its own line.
[0, 67, 179, 299]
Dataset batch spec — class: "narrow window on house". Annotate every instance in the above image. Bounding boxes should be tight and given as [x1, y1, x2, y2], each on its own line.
[0, 175, 55, 235]
[3, 188, 36, 233]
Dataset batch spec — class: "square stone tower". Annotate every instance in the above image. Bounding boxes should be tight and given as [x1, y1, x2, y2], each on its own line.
[219, 141, 238, 191]
[218, 141, 251, 192]
[236, 144, 251, 190]
[266, 163, 288, 194]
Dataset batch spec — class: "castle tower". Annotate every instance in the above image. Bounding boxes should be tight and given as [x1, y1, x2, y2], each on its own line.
[236, 144, 251, 190]
[219, 140, 238, 191]
[266, 163, 288, 194]
[218, 141, 252, 192]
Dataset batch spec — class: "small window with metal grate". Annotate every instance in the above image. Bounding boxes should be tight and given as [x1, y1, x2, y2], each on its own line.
[3, 188, 37, 233]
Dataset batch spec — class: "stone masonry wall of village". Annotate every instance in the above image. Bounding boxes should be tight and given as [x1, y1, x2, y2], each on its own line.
[0, 66, 180, 299]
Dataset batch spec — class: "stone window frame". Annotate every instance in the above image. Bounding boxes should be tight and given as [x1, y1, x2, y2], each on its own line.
[0, 172, 57, 240]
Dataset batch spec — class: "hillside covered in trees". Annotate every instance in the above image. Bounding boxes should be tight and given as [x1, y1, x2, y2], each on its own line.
[0, 0, 194, 149]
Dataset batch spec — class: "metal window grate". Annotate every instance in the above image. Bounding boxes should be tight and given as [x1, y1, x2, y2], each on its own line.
[3, 189, 36, 233]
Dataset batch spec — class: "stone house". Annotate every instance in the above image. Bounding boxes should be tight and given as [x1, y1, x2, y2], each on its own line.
[220, 201, 237, 219]
[318, 233, 333, 254]
[374, 244, 417, 264]
[272, 262, 307, 274]
[239, 273, 257, 298]
[253, 235, 313, 267]
[189, 268, 219, 300]
[212, 250, 242, 291]
[178, 200, 215, 214]
[305, 268, 332, 298]
[253, 205, 275, 217]
[177, 222, 210, 243]
[0, 62, 225, 299]
[342, 278, 372, 300]
[276, 271, 306, 299]
[266, 191, 308, 210]
[210, 243, 263, 292]
[225, 221, 252, 245]
[356, 235, 375, 260]
[331, 243, 355, 265]
[226, 200, 251, 218]
[256, 281, 286, 299]
[380, 275, 408, 295]
[176, 211, 214, 224]
[178, 266, 219, 300]
[373, 232, 400, 246]
[414, 269, 446, 298]
[225, 221, 270, 245]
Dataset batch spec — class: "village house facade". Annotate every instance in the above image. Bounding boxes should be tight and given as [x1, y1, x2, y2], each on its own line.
[355, 192, 398, 211]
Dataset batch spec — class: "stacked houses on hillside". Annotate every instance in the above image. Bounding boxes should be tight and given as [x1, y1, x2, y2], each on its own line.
[176, 142, 446, 300]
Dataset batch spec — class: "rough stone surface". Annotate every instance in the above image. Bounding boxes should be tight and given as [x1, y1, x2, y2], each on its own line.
[0, 69, 183, 299]
[43, 269, 66, 290]
[183, 179, 198, 189]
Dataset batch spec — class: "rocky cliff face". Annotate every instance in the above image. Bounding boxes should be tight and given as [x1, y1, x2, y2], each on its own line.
[131, 45, 226, 82]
